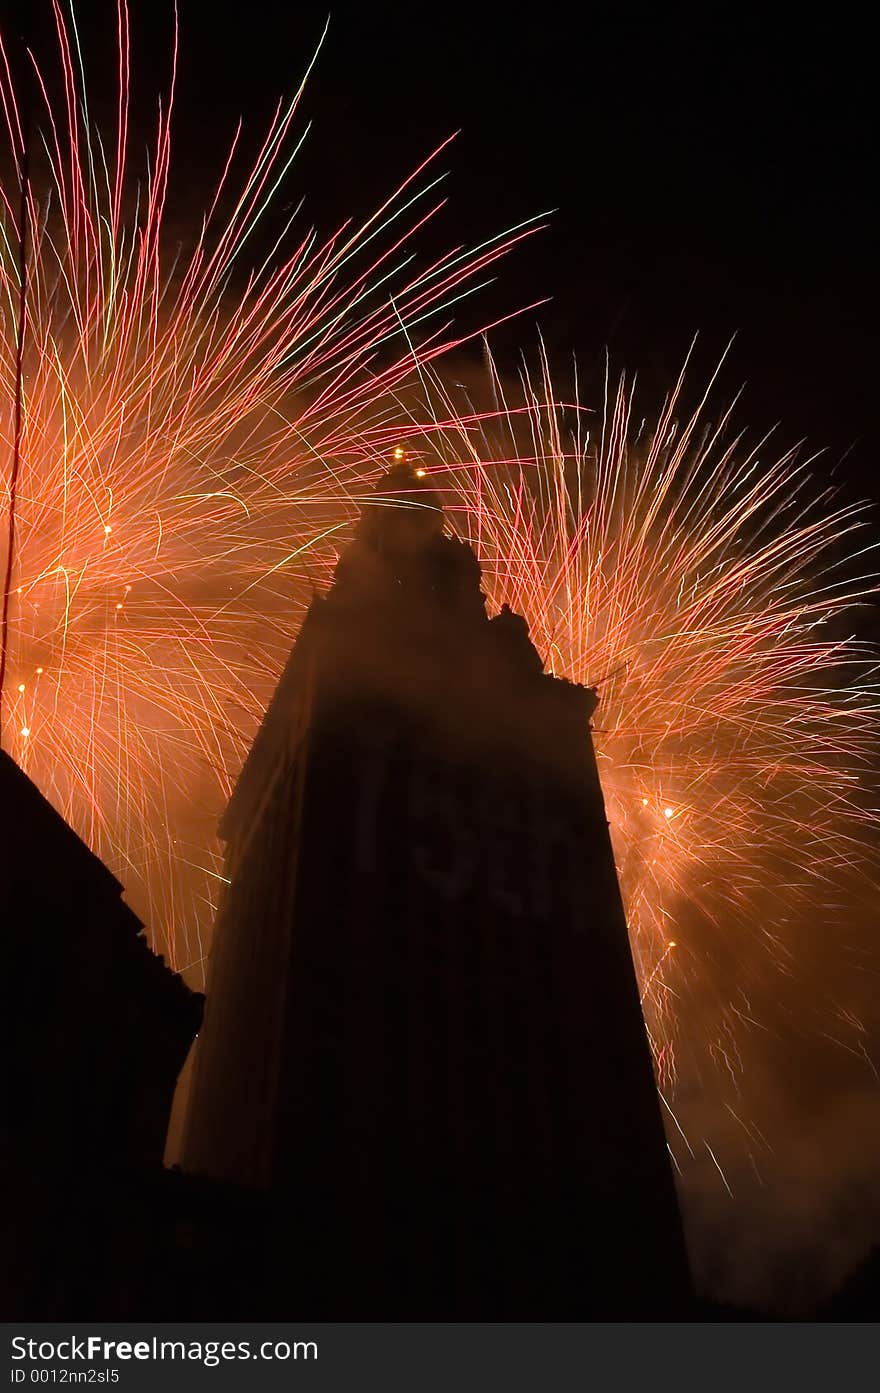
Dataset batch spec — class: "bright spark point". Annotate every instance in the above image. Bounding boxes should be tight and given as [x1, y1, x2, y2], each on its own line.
[415, 468, 427, 478]
[17, 683, 25, 693]
[20, 727, 30, 739]
[664, 807, 674, 820]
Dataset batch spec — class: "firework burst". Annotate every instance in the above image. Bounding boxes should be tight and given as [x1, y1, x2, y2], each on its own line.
[4, 4, 877, 1193]
[391, 344, 880, 1142]
[0, 2, 541, 969]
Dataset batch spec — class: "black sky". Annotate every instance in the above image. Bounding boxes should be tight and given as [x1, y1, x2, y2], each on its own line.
[139, 4, 876, 488]
[20, 5, 874, 481]
[22, 4, 875, 479]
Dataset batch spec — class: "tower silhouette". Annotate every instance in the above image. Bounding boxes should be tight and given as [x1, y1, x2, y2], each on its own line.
[183, 462, 691, 1317]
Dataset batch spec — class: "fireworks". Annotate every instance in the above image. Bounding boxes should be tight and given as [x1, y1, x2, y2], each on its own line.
[3, 4, 877, 1190]
[0, 2, 540, 969]
[399, 345, 879, 1121]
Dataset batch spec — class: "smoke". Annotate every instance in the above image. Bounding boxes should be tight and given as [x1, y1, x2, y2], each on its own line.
[684, 1080, 880, 1313]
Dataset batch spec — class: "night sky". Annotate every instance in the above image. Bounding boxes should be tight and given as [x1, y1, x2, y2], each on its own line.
[33, 4, 875, 476]
[169, 7, 877, 480]
[15, 1, 880, 1312]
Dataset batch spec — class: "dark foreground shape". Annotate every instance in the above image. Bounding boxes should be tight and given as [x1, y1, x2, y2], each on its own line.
[1, 750, 202, 1319]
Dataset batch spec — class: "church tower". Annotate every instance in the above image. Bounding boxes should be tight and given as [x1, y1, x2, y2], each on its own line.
[183, 461, 691, 1317]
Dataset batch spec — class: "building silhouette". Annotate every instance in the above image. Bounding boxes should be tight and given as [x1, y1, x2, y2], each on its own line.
[183, 462, 691, 1317]
[1, 748, 202, 1318]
